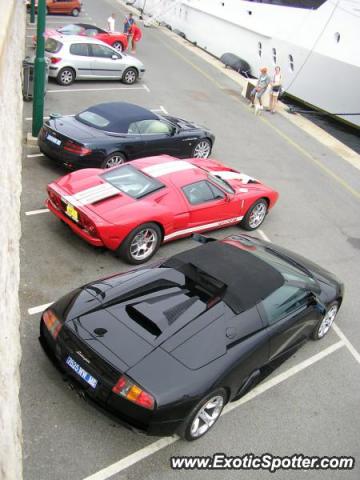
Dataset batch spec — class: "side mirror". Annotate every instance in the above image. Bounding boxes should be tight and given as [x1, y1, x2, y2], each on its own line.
[112, 54, 119, 60]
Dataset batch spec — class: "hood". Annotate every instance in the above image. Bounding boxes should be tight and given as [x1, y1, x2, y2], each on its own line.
[54, 267, 228, 372]
[162, 114, 203, 131]
[45, 116, 105, 143]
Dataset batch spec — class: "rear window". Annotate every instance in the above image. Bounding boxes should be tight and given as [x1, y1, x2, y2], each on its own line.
[77, 111, 109, 128]
[45, 38, 62, 54]
[58, 24, 83, 35]
[102, 165, 165, 199]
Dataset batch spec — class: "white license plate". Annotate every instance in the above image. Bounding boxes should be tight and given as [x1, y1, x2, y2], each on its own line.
[47, 133, 61, 146]
[65, 355, 98, 389]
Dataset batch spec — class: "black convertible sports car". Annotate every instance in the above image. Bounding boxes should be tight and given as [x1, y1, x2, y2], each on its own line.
[38, 102, 215, 169]
[40, 234, 343, 440]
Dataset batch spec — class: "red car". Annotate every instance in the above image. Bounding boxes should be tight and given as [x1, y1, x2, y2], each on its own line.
[40, 23, 128, 51]
[26, 0, 82, 17]
[46, 156, 279, 264]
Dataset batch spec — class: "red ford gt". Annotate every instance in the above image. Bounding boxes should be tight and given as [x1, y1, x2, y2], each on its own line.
[36, 23, 128, 52]
[46, 156, 279, 264]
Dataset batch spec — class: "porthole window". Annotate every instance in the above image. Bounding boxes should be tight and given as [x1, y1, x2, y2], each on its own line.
[289, 54, 294, 71]
[258, 41, 262, 58]
[334, 32, 340, 43]
[272, 47, 277, 64]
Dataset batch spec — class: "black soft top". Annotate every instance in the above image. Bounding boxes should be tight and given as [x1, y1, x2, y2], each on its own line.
[163, 241, 284, 313]
[77, 102, 158, 133]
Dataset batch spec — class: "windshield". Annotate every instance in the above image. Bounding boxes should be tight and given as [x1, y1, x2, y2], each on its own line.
[208, 173, 234, 194]
[252, 246, 318, 289]
[101, 165, 165, 199]
[45, 38, 62, 53]
[57, 24, 83, 35]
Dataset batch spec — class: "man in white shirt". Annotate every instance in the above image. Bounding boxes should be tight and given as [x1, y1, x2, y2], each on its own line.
[107, 13, 116, 33]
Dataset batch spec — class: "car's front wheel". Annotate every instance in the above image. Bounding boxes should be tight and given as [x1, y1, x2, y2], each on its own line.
[56, 67, 75, 86]
[178, 389, 227, 441]
[72, 8, 80, 17]
[102, 152, 126, 169]
[241, 198, 268, 230]
[191, 139, 212, 158]
[112, 41, 124, 52]
[122, 67, 138, 85]
[312, 302, 339, 340]
[117, 223, 162, 264]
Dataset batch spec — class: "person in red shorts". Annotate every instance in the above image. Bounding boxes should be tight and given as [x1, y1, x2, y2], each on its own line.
[128, 21, 142, 54]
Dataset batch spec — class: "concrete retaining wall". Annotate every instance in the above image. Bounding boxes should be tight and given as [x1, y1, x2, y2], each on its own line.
[0, 1, 25, 479]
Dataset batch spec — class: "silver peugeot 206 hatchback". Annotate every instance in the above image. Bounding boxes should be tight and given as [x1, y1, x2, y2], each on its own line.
[45, 35, 145, 86]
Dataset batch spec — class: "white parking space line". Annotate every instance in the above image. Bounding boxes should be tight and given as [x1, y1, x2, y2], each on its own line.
[25, 209, 49, 216]
[333, 323, 360, 365]
[28, 303, 54, 316]
[82, 340, 344, 480]
[258, 229, 270, 242]
[47, 85, 150, 94]
[160, 106, 168, 114]
[83, 437, 179, 480]
[26, 153, 44, 158]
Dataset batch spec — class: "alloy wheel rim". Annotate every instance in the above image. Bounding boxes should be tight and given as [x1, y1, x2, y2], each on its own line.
[248, 203, 267, 228]
[113, 42, 123, 52]
[130, 228, 158, 261]
[193, 141, 211, 158]
[61, 71, 73, 85]
[105, 155, 124, 168]
[125, 70, 136, 83]
[190, 395, 224, 438]
[318, 305, 338, 338]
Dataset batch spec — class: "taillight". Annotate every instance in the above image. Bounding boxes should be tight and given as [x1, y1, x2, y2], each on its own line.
[80, 213, 98, 238]
[47, 187, 62, 209]
[112, 375, 155, 410]
[63, 140, 92, 156]
[43, 309, 62, 339]
[50, 57, 62, 64]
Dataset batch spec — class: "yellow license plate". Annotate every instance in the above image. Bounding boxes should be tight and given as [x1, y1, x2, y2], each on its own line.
[66, 203, 78, 222]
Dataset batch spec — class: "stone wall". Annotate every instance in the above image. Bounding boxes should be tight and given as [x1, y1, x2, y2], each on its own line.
[0, 1, 25, 479]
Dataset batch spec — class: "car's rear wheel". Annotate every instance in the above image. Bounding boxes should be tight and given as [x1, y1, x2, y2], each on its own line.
[117, 223, 162, 264]
[112, 41, 124, 52]
[178, 388, 227, 441]
[312, 302, 339, 340]
[56, 67, 75, 86]
[72, 8, 80, 17]
[102, 152, 126, 169]
[122, 67, 138, 85]
[241, 198, 268, 231]
[191, 139, 212, 158]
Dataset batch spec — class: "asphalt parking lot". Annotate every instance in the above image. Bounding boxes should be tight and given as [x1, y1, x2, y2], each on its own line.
[20, 0, 360, 479]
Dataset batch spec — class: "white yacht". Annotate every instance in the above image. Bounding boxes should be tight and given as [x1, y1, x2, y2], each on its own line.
[133, 0, 360, 128]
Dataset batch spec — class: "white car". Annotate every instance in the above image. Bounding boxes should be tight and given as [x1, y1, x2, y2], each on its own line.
[45, 35, 145, 86]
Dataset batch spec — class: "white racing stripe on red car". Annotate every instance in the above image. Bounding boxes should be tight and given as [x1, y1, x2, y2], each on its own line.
[143, 160, 196, 178]
[210, 170, 255, 184]
[163, 216, 244, 241]
[63, 183, 119, 207]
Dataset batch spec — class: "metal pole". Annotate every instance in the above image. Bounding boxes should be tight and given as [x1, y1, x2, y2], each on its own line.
[140, 0, 147, 19]
[30, 0, 35, 24]
[32, 0, 46, 137]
